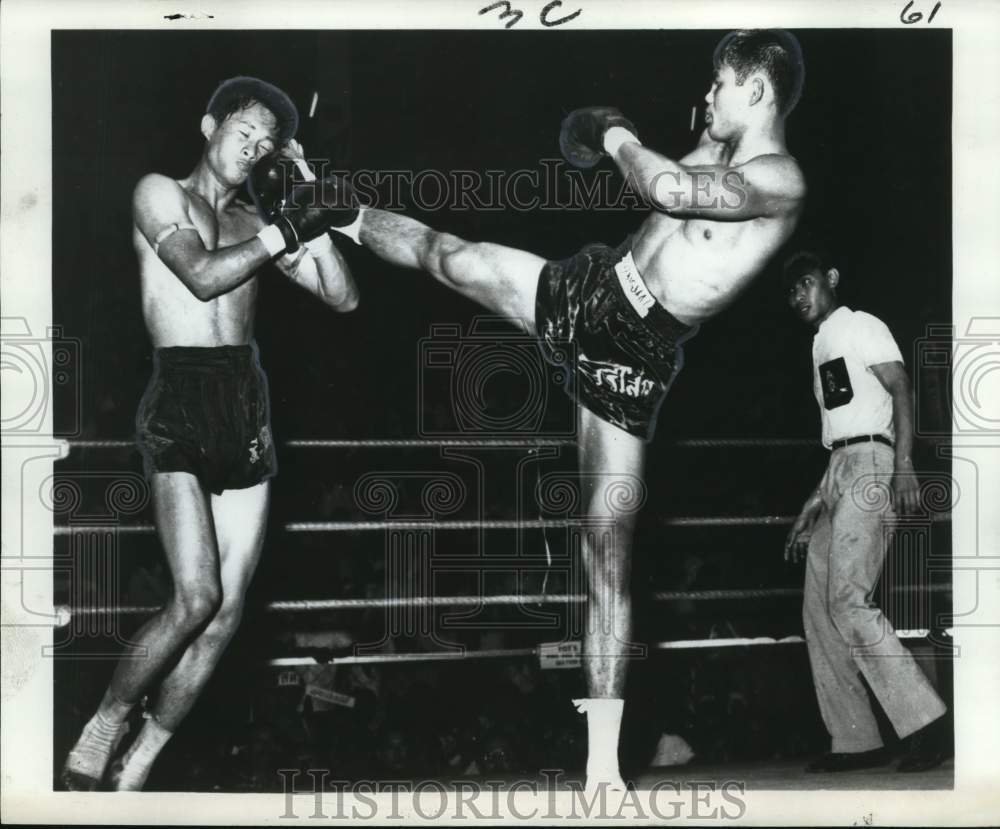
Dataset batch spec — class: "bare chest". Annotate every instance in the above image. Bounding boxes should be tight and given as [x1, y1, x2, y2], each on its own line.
[187, 199, 259, 250]
[632, 212, 787, 323]
[135, 199, 262, 345]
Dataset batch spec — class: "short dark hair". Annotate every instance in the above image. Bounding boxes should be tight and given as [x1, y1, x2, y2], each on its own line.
[206, 76, 299, 145]
[782, 247, 835, 292]
[713, 30, 805, 116]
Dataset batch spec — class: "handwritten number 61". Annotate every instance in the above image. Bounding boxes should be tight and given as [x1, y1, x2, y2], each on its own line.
[900, 1, 942, 24]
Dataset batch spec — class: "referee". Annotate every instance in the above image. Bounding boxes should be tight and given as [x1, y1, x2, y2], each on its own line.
[782, 247, 948, 774]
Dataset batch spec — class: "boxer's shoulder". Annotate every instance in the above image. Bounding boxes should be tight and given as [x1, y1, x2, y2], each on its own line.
[737, 151, 807, 206]
[742, 150, 803, 177]
[133, 171, 186, 201]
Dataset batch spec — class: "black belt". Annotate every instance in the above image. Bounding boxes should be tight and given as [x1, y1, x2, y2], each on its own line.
[831, 434, 894, 450]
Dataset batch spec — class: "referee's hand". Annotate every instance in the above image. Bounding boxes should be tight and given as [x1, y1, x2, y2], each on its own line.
[784, 500, 822, 563]
[892, 461, 920, 515]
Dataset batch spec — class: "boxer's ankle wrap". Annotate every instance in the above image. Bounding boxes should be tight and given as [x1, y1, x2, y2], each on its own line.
[603, 126, 641, 157]
[257, 223, 294, 257]
[62, 695, 133, 785]
[112, 715, 173, 791]
[574, 697, 625, 786]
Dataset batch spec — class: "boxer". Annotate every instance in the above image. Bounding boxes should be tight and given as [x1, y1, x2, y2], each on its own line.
[324, 30, 807, 790]
[61, 76, 360, 791]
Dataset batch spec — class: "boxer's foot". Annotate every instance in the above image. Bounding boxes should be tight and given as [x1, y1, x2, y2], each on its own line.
[61, 713, 130, 790]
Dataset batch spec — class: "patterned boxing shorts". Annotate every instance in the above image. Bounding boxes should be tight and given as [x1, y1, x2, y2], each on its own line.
[136, 343, 277, 494]
[535, 239, 698, 440]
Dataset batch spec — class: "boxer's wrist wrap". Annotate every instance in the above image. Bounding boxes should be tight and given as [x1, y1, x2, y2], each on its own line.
[603, 126, 641, 157]
[257, 223, 293, 257]
[293, 158, 316, 182]
[330, 206, 366, 246]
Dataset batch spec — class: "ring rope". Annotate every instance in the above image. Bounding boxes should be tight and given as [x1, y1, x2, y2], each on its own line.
[262, 628, 954, 667]
[52, 512, 951, 535]
[63, 437, 817, 450]
[54, 582, 950, 621]
[53, 517, 787, 535]
[268, 648, 538, 667]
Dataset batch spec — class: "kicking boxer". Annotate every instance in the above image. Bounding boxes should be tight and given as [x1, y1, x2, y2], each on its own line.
[61, 76, 360, 791]
[782, 247, 949, 773]
[327, 31, 806, 789]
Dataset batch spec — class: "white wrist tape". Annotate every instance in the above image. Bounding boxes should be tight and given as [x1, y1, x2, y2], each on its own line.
[293, 158, 316, 183]
[256, 224, 287, 257]
[330, 207, 366, 246]
[603, 126, 641, 156]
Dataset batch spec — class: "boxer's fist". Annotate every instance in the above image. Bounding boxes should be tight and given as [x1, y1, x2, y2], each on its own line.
[273, 175, 361, 253]
[559, 107, 638, 169]
[248, 154, 305, 224]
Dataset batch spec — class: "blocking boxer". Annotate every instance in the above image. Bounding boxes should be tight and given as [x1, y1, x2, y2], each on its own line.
[328, 31, 806, 789]
[61, 76, 360, 791]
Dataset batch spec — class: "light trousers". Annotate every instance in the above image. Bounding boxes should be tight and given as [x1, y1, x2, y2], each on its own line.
[803, 441, 946, 753]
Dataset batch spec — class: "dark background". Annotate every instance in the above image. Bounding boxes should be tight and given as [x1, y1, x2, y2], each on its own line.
[52, 29, 953, 788]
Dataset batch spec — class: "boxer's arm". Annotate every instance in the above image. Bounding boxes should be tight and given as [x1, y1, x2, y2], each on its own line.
[133, 174, 275, 301]
[274, 233, 360, 312]
[612, 143, 806, 221]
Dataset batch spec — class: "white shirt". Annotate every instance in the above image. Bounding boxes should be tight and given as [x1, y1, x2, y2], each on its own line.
[811, 306, 903, 448]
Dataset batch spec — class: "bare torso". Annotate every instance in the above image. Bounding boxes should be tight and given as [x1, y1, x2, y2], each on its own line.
[133, 179, 264, 347]
[631, 145, 802, 326]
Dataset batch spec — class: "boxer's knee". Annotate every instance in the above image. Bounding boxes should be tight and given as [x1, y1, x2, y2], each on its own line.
[169, 581, 222, 634]
[199, 599, 244, 648]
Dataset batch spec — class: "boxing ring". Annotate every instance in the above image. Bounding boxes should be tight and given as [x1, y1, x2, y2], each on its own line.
[51, 434, 954, 790]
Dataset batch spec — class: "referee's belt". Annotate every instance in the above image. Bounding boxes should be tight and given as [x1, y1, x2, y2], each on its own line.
[830, 434, 894, 450]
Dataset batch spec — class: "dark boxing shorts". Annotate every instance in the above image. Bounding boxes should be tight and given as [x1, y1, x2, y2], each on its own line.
[136, 344, 277, 494]
[535, 239, 697, 440]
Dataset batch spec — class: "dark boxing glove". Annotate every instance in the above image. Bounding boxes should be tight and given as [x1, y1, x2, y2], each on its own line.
[250, 155, 360, 255]
[559, 107, 640, 169]
[273, 176, 360, 252]
[248, 153, 302, 224]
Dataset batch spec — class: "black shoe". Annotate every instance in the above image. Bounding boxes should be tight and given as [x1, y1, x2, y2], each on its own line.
[897, 720, 951, 773]
[806, 748, 889, 773]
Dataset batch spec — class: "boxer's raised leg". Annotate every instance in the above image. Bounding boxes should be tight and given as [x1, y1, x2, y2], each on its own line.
[572, 405, 646, 791]
[111, 480, 270, 790]
[359, 209, 545, 329]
